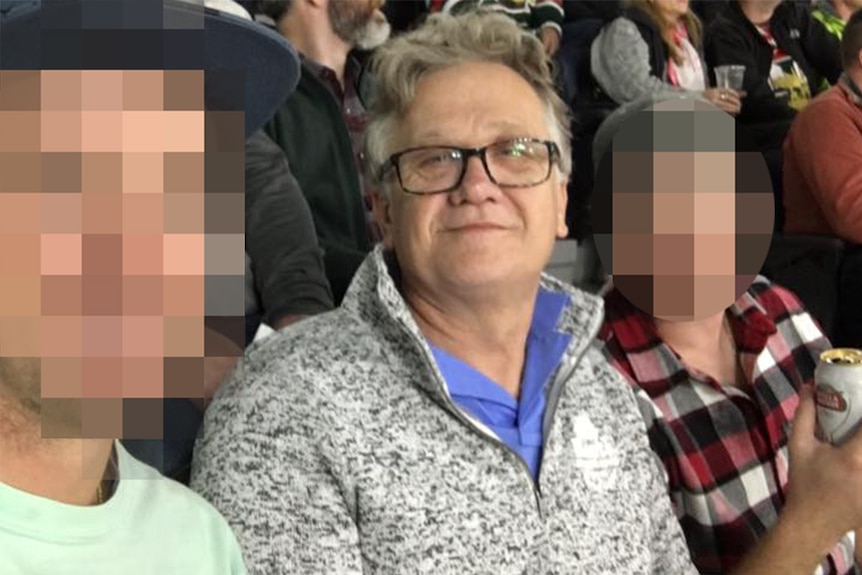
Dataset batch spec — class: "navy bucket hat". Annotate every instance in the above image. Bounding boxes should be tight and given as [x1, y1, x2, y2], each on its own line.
[0, 0, 301, 137]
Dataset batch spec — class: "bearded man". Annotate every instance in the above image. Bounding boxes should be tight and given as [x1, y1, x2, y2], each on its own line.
[252, 0, 392, 303]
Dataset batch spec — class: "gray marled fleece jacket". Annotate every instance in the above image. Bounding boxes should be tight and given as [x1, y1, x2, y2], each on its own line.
[191, 247, 698, 575]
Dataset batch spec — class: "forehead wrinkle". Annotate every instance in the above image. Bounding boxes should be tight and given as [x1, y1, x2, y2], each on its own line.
[400, 63, 548, 148]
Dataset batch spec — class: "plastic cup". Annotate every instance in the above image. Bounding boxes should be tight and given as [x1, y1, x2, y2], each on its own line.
[715, 65, 746, 92]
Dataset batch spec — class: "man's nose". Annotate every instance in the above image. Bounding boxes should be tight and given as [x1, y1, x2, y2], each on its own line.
[449, 155, 501, 204]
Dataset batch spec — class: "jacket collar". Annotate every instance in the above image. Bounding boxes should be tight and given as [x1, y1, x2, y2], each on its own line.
[341, 246, 606, 403]
[604, 280, 778, 397]
[842, 73, 862, 106]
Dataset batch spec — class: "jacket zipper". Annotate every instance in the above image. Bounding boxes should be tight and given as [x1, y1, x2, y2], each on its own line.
[438, 391, 545, 517]
[389, 279, 605, 519]
[409, 319, 602, 520]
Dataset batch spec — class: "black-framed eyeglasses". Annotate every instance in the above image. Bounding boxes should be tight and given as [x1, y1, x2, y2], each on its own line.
[378, 138, 561, 196]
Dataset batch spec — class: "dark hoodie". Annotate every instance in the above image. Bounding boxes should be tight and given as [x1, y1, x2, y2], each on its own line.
[704, 0, 842, 125]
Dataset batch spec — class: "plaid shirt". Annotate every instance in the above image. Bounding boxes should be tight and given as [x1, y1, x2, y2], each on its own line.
[598, 276, 856, 575]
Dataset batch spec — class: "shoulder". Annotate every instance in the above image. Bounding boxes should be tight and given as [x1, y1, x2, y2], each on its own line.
[774, 0, 809, 26]
[705, 8, 748, 39]
[745, 276, 826, 344]
[218, 309, 387, 412]
[596, 16, 644, 46]
[800, 85, 854, 118]
[119, 445, 240, 542]
[746, 275, 809, 320]
[787, 87, 849, 144]
[622, 6, 658, 33]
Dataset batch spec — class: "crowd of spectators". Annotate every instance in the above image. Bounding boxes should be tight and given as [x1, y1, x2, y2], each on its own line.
[1, 0, 861, 574]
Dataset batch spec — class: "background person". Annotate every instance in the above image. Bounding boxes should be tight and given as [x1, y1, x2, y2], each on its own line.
[0, 0, 300, 571]
[591, 0, 742, 114]
[253, 0, 391, 304]
[592, 98, 861, 575]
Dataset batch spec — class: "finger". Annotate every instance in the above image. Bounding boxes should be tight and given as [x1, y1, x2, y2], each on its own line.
[789, 387, 818, 455]
[836, 411, 862, 451]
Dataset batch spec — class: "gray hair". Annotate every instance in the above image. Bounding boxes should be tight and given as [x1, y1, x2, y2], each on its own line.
[364, 11, 572, 197]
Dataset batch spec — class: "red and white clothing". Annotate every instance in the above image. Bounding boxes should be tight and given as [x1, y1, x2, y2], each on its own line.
[599, 277, 856, 575]
[667, 23, 705, 92]
[756, 23, 811, 111]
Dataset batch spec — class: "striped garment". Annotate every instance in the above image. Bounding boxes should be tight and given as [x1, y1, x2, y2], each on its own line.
[598, 276, 856, 575]
[427, 0, 563, 35]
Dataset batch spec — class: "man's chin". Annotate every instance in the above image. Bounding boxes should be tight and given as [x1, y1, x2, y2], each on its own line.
[354, 13, 391, 51]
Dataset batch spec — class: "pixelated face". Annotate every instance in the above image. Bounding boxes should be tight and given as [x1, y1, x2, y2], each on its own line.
[0, 69, 245, 439]
[593, 99, 774, 321]
[375, 62, 568, 296]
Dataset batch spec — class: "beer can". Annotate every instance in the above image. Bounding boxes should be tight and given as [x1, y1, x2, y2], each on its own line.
[814, 348, 862, 446]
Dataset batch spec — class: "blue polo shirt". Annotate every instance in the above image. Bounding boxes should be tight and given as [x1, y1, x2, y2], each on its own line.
[430, 289, 572, 480]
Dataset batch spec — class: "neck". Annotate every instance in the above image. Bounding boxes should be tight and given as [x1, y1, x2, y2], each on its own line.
[404, 280, 539, 398]
[655, 311, 743, 387]
[848, 68, 862, 94]
[739, 0, 779, 26]
[658, 10, 684, 29]
[278, 11, 350, 86]
[655, 312, 725, 352]
[832, 0, 853, 22]
[0, 402, 112, 506]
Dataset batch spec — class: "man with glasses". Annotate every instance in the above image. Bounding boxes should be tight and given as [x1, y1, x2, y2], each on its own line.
[192, 11, 699, 575]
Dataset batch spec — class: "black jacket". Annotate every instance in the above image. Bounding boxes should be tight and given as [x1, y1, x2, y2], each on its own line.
[245, 130, 333, 326]
[704, 0, 842, 125]
[265, 60, 374, 305]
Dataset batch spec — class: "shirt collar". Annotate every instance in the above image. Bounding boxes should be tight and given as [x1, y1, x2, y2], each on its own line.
[603, 283, 778, 397]
[300, 53, 361, 87]
[840, 73, 862, 107]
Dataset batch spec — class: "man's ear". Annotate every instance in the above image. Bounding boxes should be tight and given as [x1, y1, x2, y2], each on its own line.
[555, 178, 569, 239]
[371, 188, 396, 249]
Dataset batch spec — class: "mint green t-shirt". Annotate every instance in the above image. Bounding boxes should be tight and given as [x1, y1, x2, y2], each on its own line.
[0, 442, 246, 574]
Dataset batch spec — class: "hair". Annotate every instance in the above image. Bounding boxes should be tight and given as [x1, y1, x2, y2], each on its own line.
[363, 11, 572, 197]
[626, 0, 703, 66]
[842, 8, 862, 70]
[249, 0, 293, 23]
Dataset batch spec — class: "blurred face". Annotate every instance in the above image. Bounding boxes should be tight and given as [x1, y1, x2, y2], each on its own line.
[611, 151, 738, 319]
[0, 69, 244, 438]
[374, 62, 568, 298]
[328, 0, 391, 50]
[654, 0, 690, 21]
[592, 100, 774, 321]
